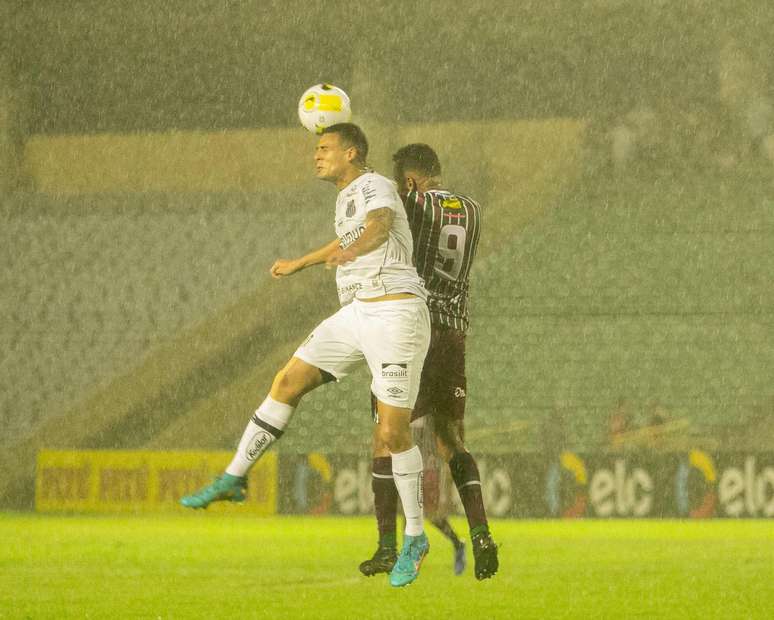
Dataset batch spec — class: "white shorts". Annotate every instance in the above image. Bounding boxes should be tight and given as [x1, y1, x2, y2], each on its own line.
[294, 297, 430, 408]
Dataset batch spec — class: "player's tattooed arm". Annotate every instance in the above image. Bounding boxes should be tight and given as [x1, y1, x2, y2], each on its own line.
[352, 207, 393, 254]
[326, 207, 393, 268]
[270, 237, 341, 278]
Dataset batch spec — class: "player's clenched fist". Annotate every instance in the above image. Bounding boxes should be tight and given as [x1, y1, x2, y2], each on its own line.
[270, 258, 302, 278]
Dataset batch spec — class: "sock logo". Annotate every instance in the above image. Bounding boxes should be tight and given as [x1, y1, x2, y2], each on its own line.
[381, 363, 408, 378]
[417, 471, 424, 509]
[245, 430, 273, 461]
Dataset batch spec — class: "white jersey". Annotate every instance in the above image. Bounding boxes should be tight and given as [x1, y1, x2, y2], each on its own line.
[334, 172, 427, 305]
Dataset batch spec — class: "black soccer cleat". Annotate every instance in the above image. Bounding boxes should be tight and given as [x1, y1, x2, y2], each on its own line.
[358, 545, 397, 577]
[472, 531, 499, 580]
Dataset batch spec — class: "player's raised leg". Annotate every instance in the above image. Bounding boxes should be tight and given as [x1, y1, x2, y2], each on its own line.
[430, 516, 467, 575]
[357, 296, 431, 586]
[423, 418, 467, 576]
[375, 400, 430, 588]
[359, 420, 399, 576]
[436, 418, 499, 580]
[180, 356, 326, 508]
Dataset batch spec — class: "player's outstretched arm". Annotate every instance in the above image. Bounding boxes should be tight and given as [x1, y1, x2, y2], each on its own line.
[270, 238, 341, 278]
[326, 207, 393, 268]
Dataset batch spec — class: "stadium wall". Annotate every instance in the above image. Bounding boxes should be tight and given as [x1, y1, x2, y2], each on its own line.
[36, 450, 277, 515]
[22, 119, 585, 200]
[35, 449, 774, 519]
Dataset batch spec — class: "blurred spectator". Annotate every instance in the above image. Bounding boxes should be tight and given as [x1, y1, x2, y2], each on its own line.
[763, 135, 774, 166]
[541, 402, 567, 458]
[607, 397, 632, 452]
[608, 103, 661, 175]
[717, 36, 774, 164]
[0, 67, 26, 193]
[644, 402, 669, 452]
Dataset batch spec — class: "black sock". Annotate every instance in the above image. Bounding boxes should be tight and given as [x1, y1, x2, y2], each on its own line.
[372, 456, 397, 548]
[431, 517, 463, 548]
[449, 451, 488, 534]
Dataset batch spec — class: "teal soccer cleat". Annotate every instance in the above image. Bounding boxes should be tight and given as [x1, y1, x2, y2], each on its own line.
[389, 533, 430, 587]
[180, 473, 247, 509]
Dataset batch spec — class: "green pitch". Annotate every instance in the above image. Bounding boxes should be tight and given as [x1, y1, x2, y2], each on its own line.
[1, 514, 771, 619]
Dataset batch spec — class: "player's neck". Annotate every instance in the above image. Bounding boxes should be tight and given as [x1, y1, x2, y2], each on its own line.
[418, 177, 443, 192]
[335, 166, 369, 190]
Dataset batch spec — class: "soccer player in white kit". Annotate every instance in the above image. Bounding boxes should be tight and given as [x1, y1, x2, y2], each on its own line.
[180, 123, 432, 588]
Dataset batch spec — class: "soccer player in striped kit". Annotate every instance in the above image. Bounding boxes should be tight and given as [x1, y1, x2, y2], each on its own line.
[360, 143, 499, 580]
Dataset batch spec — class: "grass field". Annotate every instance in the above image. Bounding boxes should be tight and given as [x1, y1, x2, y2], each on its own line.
[1, 514, 772, 619]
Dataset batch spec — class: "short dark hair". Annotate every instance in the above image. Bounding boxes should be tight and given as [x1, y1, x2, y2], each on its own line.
[322, 123, 369, 165]
[392, 143, 442, 177]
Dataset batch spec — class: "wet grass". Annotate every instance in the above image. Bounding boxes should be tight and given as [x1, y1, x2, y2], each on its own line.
[1, 514, 771, 619]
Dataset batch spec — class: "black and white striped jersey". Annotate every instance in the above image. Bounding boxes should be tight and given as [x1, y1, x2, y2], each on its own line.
[403, 189, 481, 331]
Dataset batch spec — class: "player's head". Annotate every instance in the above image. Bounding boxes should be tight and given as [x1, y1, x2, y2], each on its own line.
[315, 123, 369, 186]
[392, 143, 442, 193]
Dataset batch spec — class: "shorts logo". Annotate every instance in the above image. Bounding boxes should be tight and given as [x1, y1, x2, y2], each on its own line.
[245, 430, 273, 461]
[346, 200, 356, 217]
[387, 386, 405, 396]
[454, 387, 466, 398]
[381, 363, 408, 378]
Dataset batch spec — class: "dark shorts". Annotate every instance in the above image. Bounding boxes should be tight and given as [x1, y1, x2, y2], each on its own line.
[410, 325, 467, 423]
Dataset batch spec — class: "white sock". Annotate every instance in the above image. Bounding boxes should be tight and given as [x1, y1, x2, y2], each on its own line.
[391, 445, 424, 537]
[225, 396, 295, 477]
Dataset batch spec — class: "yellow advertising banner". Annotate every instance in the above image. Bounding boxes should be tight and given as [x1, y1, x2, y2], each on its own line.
[35, 450, 276, 515]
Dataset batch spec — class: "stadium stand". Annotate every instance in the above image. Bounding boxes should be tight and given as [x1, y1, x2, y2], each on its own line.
[3, 164, 772, 466]
[3, 122, 773, 508]
[1, 187, 335, 446]
[464, 163, 774, 452]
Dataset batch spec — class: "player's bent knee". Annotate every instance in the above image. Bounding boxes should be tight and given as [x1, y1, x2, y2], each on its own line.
[376, 421, 411, 454]
[375, 422, 398, 447]
[375, 401, 413, 452]
[436, 420, 466, 458]
[372, 427, 391, 457]
[270, 357, 325, 404]
[435, 437, 454, 463]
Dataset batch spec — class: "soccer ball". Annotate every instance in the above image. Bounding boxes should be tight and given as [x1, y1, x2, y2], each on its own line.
[297, 83, 352, 134]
